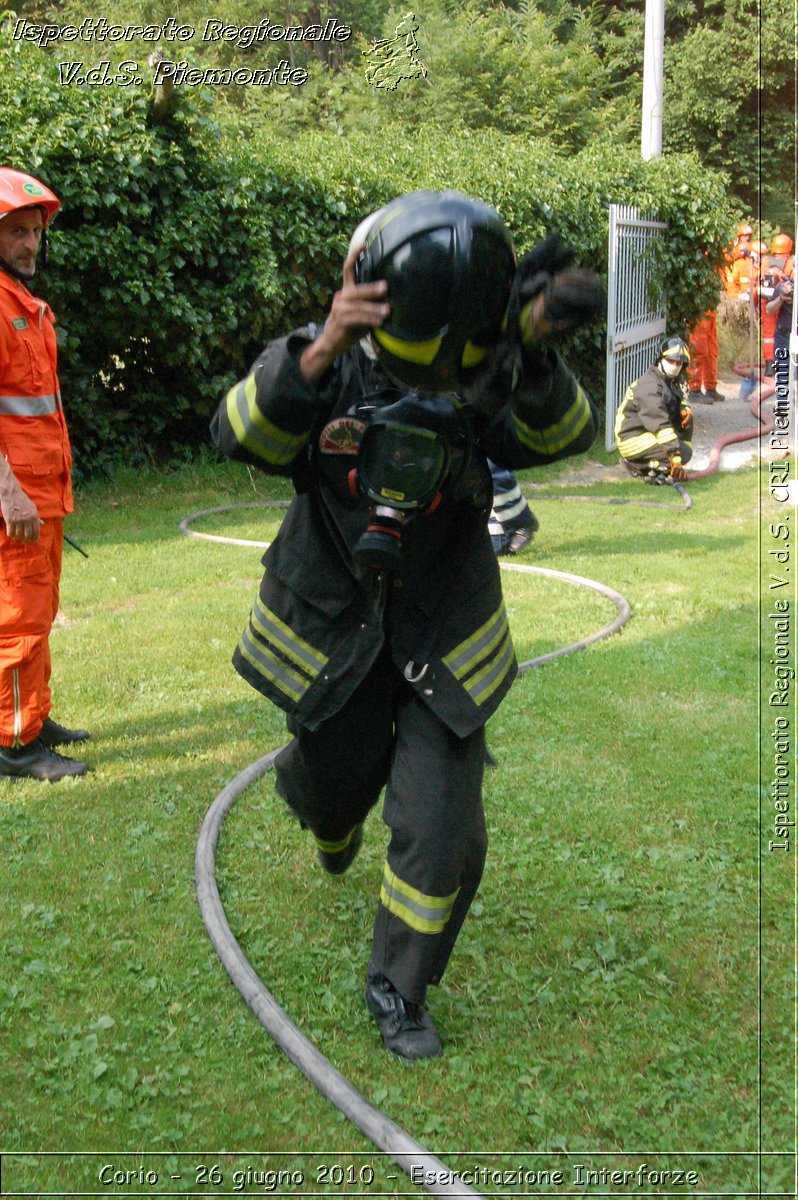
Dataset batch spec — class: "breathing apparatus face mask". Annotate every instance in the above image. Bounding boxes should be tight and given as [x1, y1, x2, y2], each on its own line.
[348, 393, 470, 573]
[660, 358, 684, 379]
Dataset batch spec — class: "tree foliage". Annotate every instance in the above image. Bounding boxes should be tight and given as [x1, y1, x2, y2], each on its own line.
[0, 15, 282, 474]
[664, 0, 793, 227]
[280, 0, 629, 151]
[0, 3, 748, 472]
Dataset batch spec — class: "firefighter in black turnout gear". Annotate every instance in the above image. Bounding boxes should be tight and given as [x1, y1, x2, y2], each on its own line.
[211, 191, 603, 1059]
[614, 337, 694, 483]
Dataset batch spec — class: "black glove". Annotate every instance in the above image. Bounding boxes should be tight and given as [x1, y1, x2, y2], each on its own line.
[511, 235, 605, 342]
[515, 234, 577, 303]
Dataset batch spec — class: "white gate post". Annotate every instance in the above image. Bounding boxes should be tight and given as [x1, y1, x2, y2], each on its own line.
[605, 205, 668, 451]
[641, 0, 665, 161]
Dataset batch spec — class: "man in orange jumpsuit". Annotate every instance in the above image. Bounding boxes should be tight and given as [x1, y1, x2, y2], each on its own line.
[687, 307, 724, 404]
[0, 168, 90, 780]
[722, 222, 753, 298]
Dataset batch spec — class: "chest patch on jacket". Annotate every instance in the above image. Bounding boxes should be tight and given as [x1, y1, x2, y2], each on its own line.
[11, 317, 27, 331]
[319, 417, 365, 455]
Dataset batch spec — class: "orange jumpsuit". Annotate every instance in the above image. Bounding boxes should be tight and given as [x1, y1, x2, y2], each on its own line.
[730, 255, 755, 302]
[0, 271, 73, 746]
[759, 255, 795, 369]
[688, 309, 719, 392]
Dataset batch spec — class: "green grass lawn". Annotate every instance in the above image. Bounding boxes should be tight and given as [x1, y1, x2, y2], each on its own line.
[0, 455, 791, 1197]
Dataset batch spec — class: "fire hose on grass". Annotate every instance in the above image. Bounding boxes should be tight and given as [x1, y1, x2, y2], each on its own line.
[188, 378, 775, 1194]
[185, 501, 631, 1199]
[685, 363, 776, 482]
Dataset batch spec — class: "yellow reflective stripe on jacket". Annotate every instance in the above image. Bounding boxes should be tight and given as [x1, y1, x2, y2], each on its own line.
[250, 596, 328, 677]
[613, 385, 634, 442]
[237, 598, 329, 703]
[444, 603, 508, 680]
[617, 427, 678, 459]
[379, 864, 460, 935]
[464, 630, 515, 706]
[225, 373, 308, 465]
[237, 626, 309, 702]
[442, 604, 515, 707]
[512, 385, 591, 456]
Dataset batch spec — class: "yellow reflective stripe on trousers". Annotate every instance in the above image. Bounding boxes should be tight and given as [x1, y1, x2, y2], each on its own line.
[250, 596, 328, 677]
[0, 393, 58, 416]
[380, 864, 460, 935]
[314, 827, 358, 854]
[225, 373, 308, 466]
[12, 668, 22, 746]
[512, 385, 591, 456]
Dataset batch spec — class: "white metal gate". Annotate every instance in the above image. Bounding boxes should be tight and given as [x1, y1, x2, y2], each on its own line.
[605, 205, 668, 450]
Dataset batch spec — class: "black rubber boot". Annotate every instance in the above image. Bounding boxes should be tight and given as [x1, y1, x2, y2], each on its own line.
[40, 717, 91, 748]
[364, 973, 442, 1060]
[0, 739, 88, 781]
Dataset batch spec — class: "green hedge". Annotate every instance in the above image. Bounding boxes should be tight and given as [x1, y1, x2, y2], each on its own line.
[1, 22, 734, 476]
[268, 127, 735, 399]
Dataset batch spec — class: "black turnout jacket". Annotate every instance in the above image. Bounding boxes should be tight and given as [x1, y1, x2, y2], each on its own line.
[211, 327, 596, 737]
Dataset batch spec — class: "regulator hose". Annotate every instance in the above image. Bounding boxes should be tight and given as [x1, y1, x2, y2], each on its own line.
[187, 501, 632, 1198]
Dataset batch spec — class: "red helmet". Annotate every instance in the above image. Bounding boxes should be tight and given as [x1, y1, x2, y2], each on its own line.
[0, 167, 60, 226]
[771, 233, 794, 256]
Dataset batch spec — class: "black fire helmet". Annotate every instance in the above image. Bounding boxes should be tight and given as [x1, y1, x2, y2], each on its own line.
[354, 190, 516, 392]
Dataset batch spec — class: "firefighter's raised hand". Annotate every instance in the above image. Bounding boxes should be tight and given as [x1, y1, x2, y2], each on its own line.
[515, 235, 605, 343]
[522, 269, 606, 341]
[300, 244, 390, 382]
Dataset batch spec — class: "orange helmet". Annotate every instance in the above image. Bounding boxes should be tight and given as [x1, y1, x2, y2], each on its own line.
[736, 223, 753, 240]
[771, 233, 794, 256]
[0, 167, 60, 226]
[751, 240, 768, 258]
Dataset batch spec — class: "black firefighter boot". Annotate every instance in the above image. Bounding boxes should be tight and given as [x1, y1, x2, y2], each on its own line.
[0, 738, 88, 781]
[40, 717, 91, 748]
[364, 973, 442, 1060]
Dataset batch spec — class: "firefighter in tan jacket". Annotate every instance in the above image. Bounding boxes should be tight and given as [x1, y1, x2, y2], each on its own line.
[615, 338, 693, 482]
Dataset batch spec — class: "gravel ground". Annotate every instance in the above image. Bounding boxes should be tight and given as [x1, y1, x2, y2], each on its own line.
[687, 367, 776, 471]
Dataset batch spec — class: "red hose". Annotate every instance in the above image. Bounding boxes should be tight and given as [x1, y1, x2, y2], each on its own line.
[685, 362, 776, 480]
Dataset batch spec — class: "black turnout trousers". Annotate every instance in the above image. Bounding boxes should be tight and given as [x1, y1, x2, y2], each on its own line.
[274, 647, 487, 1005]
